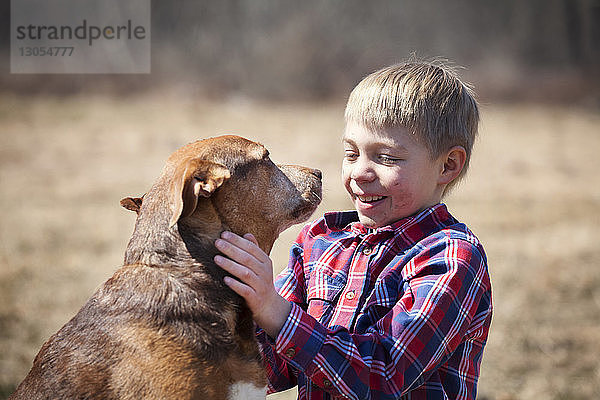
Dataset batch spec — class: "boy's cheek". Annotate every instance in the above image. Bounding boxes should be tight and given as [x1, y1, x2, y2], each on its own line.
[341, 165, 350, 186]
[341, 172, 353, 196]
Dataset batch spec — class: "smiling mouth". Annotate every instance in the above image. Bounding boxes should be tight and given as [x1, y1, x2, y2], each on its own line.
[356, 195, 386, 203]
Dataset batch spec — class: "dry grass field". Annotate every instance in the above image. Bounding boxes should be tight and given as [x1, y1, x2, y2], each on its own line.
[0, 93, 598, 399]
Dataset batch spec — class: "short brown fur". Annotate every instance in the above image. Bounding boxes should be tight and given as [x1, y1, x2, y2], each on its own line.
[9, 135, 322, 399]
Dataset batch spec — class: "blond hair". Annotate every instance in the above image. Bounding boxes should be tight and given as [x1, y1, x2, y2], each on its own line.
[344, 61, 479, 193]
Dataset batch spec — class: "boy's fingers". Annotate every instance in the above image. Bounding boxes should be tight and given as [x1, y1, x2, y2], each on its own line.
[244, 233, 271, 263]
[220, 231, 250, 248]
[243, 232, 258, 245]
[215, 237, 260, 268]
[220, 231, 269, 263]
[214, 255, 259, 286]
[223, 276, 256, 303]
[243, 233, 270, 263]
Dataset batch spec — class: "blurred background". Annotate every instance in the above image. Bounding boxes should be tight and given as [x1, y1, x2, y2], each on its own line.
[0, 1, 599, 399]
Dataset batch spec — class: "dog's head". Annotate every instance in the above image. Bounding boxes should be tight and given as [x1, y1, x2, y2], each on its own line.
[121, 135, 322, 255]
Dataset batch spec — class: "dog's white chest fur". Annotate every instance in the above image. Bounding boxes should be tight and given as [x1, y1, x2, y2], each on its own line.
[227, 382, 266, 400]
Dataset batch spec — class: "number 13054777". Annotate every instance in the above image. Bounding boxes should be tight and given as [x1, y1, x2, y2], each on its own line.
[18, 47, 74, 56]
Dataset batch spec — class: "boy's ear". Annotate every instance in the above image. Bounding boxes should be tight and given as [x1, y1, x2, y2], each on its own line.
[169, 159, 231, 228]
[438, 146, 466, 185]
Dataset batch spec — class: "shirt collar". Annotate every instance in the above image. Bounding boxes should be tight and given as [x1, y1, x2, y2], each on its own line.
[323, 203, 457, 244]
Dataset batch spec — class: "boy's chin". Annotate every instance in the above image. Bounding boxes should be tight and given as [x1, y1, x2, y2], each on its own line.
[356, 213, 385, 229]
[356, 211, 412, 229]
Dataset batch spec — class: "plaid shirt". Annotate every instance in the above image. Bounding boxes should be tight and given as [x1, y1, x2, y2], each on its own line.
[257, 203, 492, 399]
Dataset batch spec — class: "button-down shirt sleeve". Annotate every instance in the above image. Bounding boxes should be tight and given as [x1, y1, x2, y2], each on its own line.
[256, 231, 309, 394]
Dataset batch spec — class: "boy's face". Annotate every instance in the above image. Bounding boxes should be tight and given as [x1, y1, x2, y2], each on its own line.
[342, 122, 446, 228]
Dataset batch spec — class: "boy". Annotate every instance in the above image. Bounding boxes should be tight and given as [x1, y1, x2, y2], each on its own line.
[214, 61, 492, 399]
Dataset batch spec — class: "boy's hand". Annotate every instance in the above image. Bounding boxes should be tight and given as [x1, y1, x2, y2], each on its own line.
[214, 231, 291, 338]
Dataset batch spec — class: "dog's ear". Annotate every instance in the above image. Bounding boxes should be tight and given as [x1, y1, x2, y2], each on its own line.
[169, 159, 231, 228]
[120, 196, 144, 214]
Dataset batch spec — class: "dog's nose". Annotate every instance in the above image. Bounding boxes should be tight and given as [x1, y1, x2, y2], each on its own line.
[311, 169, 322, 179]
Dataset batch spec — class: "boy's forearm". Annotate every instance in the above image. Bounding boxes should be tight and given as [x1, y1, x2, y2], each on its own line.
[255, 325, 299, 394]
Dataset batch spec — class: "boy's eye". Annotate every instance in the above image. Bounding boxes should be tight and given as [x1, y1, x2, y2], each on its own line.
[344, 151, 358, 161]
[379, 155, 401, 164]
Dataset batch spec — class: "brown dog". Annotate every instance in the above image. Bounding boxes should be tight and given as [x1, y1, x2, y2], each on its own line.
[9, 135, 322, 400]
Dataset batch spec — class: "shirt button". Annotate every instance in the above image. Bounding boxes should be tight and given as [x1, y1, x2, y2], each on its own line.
[284, 348, 296, 358]
[322, 379, 332, 389]
[345, 290, 356, 300]
[362, 247, 372, 255]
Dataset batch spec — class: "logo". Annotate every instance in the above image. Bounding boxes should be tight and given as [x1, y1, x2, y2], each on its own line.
[11, 0, 151, 74]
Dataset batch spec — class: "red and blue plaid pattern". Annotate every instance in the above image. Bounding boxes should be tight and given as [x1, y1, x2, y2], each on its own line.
[257, 203, 492, 399]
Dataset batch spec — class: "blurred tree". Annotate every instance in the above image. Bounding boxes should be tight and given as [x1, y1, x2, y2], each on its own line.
[2, 0, 598, 101]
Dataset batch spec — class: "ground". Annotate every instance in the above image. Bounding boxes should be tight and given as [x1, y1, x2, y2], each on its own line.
[0, 94, 598, 399]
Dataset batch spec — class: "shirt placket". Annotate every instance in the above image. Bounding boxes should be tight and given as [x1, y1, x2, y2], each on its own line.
[334, 237, 373, 330]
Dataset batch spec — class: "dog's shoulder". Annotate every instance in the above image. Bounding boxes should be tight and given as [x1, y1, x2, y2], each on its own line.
[91, 264, 242, 350]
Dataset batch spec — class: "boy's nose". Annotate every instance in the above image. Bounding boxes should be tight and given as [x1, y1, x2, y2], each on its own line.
[350, 158, 376, 182]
